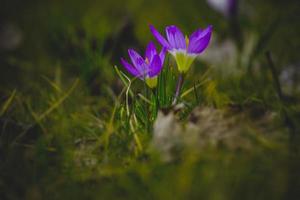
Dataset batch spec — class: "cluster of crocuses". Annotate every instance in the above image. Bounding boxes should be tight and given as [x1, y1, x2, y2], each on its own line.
[120, 24, 212, 101]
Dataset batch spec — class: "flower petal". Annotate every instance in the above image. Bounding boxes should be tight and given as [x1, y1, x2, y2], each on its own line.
[187, 25, 213, 54]
[120, 58, 140, 77]
[150, 25, 170, 49]
[145, 41, 157, 63]
[165, 25, 186, 50]
[159, 47, 167, 63]
[148, 55, 162, 77]
[128, 49, 148, 76]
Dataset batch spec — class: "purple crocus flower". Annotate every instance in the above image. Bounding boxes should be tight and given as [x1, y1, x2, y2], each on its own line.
[150, 24, 212, 73]
[121, 42, 166, 88]
[207, 0, 237, 17]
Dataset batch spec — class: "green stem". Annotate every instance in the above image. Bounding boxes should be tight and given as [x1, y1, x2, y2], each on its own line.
[152, 88, 159, 109]
[172, 73, 185, 106]
[144, 81, 150, 133]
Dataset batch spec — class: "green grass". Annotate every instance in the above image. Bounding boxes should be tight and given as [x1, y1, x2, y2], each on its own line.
[1, 49, 299, 199]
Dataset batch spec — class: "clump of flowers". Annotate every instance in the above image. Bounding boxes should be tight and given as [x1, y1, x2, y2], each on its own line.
[120, 24, 212, 106]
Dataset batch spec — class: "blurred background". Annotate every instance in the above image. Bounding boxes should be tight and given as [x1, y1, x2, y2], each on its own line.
[0, 0, 300, 199]
[1, 0, 299, 90]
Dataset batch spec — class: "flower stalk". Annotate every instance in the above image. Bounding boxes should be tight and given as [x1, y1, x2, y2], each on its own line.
[172, 73, 185, 106]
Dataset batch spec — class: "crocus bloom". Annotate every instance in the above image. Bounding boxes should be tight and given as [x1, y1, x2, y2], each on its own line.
[207, 0, 237, 17]
[121, 42, 166, 88]
[150, 25, 212, 73]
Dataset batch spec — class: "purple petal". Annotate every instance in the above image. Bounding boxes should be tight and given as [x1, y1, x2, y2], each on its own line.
[149, 25, 170, 49]
[145, 41, 157, 63]
[128, 49, 148, 75]
[148, 55, 162, 77]
[120, 58, 140, 77]
[165, 25, 186, 50]
[187, 25, 212, 54]
[159, 47, 167, 63]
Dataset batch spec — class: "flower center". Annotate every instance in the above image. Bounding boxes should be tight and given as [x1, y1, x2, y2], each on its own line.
[185, 35, 189, 47]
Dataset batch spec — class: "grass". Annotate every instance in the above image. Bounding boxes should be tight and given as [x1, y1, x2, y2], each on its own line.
[1, 49, 298, 199]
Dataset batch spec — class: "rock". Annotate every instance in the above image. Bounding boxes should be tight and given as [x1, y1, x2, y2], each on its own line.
[151, 106, 279, 161]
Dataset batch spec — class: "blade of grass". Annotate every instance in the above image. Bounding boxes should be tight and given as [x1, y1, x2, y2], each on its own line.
[42, 76, 63, 93]
[0, 89, 17, 116]
[114, 65, 136, 98]
[137, 93, 153, 105]
[180, 69, 211, 98]
[180, 78, 209, 98]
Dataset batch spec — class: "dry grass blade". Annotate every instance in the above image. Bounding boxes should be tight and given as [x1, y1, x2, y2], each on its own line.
[0, 89, 17, 116]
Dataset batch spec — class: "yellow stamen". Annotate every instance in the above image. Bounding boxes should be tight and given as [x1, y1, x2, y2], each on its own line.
[185, 35, 189, 47]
